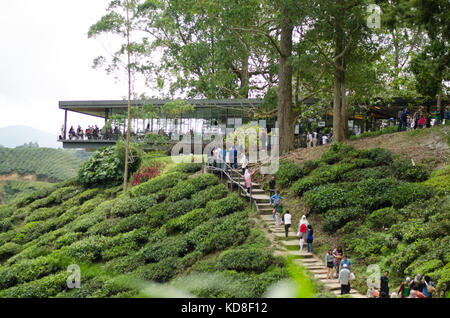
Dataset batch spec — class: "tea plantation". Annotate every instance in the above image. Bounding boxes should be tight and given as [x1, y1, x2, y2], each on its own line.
[273, 143, 450, 297]
[0, 160, 286, 297]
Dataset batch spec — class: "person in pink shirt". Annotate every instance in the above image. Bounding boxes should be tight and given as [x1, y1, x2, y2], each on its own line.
[244, 168, 256, 195]
[418, 115, 427, 128]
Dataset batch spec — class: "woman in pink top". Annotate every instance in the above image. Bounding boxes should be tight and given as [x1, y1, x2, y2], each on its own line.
[244, 169, 256, 195]
[418, 115, 427, 128]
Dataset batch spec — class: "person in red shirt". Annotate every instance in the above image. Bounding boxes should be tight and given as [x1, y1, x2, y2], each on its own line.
[418, 115, 427, 128]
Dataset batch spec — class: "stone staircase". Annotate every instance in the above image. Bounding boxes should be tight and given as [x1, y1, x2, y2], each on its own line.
[259, 205, 366, 298]
[211, 165, 366, 298]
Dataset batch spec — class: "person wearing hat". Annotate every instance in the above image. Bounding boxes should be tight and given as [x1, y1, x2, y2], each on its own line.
[338, 263, 351, 295]
[397, 277, 411, 298]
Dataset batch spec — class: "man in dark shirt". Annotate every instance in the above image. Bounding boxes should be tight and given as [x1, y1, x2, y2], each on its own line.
[269, 176, 276, 199]
[379, 271, 389, 298]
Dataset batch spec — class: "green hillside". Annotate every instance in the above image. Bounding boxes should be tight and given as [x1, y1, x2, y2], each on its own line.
[0, 147, 88, 182]
[0, 159, 288, 298]
[268, 144, 450, 297]
[0, 180, 55, 205]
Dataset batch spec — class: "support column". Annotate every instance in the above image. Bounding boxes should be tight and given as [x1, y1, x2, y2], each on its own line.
[64, 110, 67, 140]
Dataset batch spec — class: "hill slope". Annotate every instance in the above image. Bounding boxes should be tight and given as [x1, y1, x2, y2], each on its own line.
[0, 163, 287, 298]
[264, 142, 450, 297]
[0, 126, 59, 149]
[0, 147, 88, 182]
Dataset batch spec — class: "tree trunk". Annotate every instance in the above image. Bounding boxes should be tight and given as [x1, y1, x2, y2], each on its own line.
[240, 55, 250, 98]
[437, 84, 442, 123]
[277, 7, 294, 154]
[333, 18, 347, 143]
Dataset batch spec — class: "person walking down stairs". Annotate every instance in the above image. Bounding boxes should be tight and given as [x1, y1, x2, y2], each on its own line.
[273, 198, 283, 226]
[283, 210, 292, 239]
[325, 250, 335, 279]
[244, 168, 256, 195]
[297, 215, 309, 253]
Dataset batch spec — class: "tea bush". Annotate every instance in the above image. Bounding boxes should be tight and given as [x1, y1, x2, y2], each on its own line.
[322, 207, 366, 233]
[321, 143, 358, 164]
[217, 248, 274, 273]
[128, 172, 187, 197]
[365, 207, 398, 229]
[205, 194, 244, 218]
[357, 147, 393, 166]
[275, 160, 306, 188]
[63, 235, 110, 262]
[390, 160, 430, 182]
[390, 183, 436, 209]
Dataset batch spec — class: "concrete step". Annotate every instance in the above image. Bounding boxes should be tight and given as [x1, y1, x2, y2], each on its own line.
[309, 269, 328, 275]
[260, 214, 274, 222]
[259, 210, 273, 215]
[322, 282, 341, 291]
[273, 232, 298, 240]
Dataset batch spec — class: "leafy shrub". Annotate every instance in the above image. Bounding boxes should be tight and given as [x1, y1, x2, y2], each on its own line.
[190, 184, 229, 208]
[188, 211, 250, 254]
[341, 166, 391, 182]
[390, 239, 434, 274]
[173, 163, 203, 174]
[137, 235, 191, 263]
[423, 165, 450, 193]
[349, 125, 398, 140]
[205, 194, 244, 218]
[131, 166, 161, 186]
[54, 232, 83, 249]
[291, 175, 323, 197]
[311, 163, 356, 182]
[78, 142, 143, 187]
[390, 183, 436, 209]
[303, 183, 351, 213]
[166, 181, 197, 202]
[321, 143, 358, 164]
[350, 178, 399, 210]
[0, 271, 70, 298]
[365, 207, 398, 229]
[391, 160, 430, 182]
[105, 254, 145, 274]
[128, 172, 187, 197]
[110, 194, 157, 217]
[218, 248, 274, 273]
[165, 208, 206, 235]
[275, 160, 306, 188]
[302, 160, 322, 174]
[108, 214, 150, 236]
[0, 243, 21, 261]
[133, 257, 181, 283]
[322, 207, 366, 233]
[357, 148, 393, 166]
[63, 235, 110, 262]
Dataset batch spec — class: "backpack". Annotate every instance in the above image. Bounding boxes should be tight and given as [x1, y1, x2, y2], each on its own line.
[307, 229, 313, 240]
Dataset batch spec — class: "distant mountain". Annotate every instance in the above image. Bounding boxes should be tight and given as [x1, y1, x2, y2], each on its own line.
[0, 125, 59, 149]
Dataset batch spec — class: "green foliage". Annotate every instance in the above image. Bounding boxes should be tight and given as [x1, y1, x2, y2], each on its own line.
[390, 183, 436, 209]
[391, 160, 430, 182]
[110, 194, 157, 217]
[275, 160, 306, 188]
[171, 163, 202, 174]
[423, 165, 450, 193]
[349, 126, 398, 140]
[357, 148, 393, 166]
[366, 207, 398, 229]
[63, 235, 110, 262]
[205, 193, 244, 218]
[78, 142, 143, 187]
[320, 143, 358, 164]
[303, 183, 351, 213]
[217, 248, 275, 273]
[341, 166, 391, 182]
[0, 243, 21, 261]
[128, 172, 187, 197]
[322, 207, 366, 234]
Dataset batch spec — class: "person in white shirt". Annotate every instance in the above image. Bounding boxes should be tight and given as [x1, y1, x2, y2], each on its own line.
[283, 210, 292, 239]
[306, 131, 312, 148]
[312, 132, 318, 147]
[339, 264, 351, 295]
[240, 154, 248, 175]
[322, 134, 328, 145]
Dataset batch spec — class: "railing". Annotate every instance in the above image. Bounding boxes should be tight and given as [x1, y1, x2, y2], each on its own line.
[204, 159, 256, 209]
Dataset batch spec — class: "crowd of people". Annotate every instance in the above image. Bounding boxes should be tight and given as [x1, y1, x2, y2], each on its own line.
[60, 125, 123, 141]
[397, 105, 448, 131]
[306, 129, 333, 148]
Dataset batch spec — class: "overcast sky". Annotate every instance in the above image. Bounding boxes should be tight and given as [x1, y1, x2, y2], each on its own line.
[0, 0, 147, 136]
